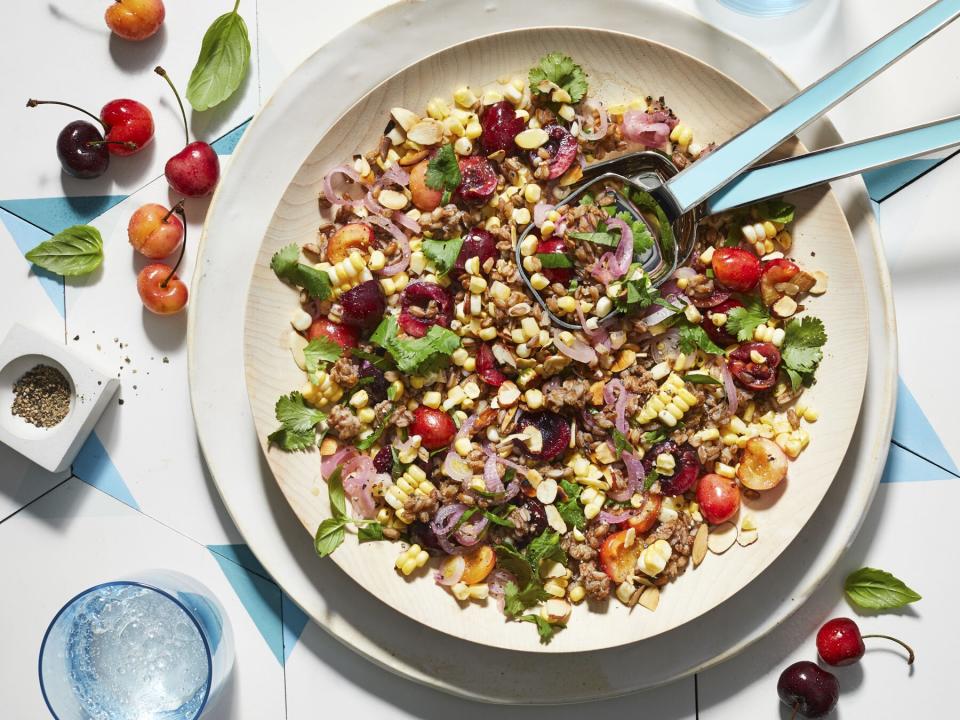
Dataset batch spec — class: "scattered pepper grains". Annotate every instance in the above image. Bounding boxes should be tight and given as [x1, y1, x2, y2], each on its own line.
[11, 364, 72, 428]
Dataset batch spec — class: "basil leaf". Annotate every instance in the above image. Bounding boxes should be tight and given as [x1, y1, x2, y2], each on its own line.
[754, 198, 795, 225]
[683, 373, 723, 386]
[525, 530, 565, 570]
[186, 2, 251, 112]
[358, 522, 385, 543]
[25, 225, 103, 276]
[314, 518, 345, 557]
[844, 567, 921, 610]
[536, 253, 573, 269]
[568, 230, 616, 247]
[327, 465, 347, 521]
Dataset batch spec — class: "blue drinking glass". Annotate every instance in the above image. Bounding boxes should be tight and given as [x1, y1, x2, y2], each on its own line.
[718, 0, 813, 16]
[39, 570, 235, 720]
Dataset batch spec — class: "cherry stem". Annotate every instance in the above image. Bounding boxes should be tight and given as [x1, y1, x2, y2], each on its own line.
[862, 634, 916, 665]
[161, 205, 187, 289]
[86, 140, 138, 150]
[154, 66, 189, 147]
[790, 705, 799, 720]
[26, 99, 107, 132]
[161, 200, 185, 225]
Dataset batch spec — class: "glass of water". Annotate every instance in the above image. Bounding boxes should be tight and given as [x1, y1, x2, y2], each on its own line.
[718, 0, 813, 16]
[39, 570, 235, 720]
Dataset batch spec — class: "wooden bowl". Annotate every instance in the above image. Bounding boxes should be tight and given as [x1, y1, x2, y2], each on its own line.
[242, 28, 867, 653]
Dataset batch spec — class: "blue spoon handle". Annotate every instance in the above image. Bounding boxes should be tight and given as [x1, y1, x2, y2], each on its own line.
[705, 114, 960, 213]
[658, 0, 960, 218]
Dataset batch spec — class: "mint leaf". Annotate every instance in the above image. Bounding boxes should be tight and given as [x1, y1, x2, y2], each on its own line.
[302, 337, 343, 373]
[314, 518, 345, 557]
[628, 188, 675, 250]
[370, 316, 460, 374]
[678, 323, 724, 355]
[528, 52, 588, 103]
[495, 543, 534, 589]
[725, 296, 770, 343]
[355, 406, 394, 451]
[556, 480, 585, 529]
[424, 144, 461, 199]
[643, 428, 669, 445]
[517, 613, 562, 643]
[612, 429, 634, 455]
[613, 211, 655, 256]
[422, 236, 464, 276]
[644, 468, 660, 492]
[525, 530, 565, 571]
[844, 567, 921, 610]
[186, 2, 251, 112]
[482, 509, 517, 528]
[568, 230, 616, 246]
[618, 272, 659, 313]
[271, 243, 332, 299]
[503, 580, 551, 618]
[536, 253, 573, 269]
[25, 225, 103, 276]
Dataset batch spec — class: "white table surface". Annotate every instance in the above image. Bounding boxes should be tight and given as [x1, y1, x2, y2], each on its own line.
[1, 1, 957, 717]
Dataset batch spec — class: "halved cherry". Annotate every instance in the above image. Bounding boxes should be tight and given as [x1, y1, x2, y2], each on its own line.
[398, 282, 453, 338]
[460, 545, 496, 584]
[456, 156, 498, 204]
[536, 237, 574, 283]
[359, 360, 389, 403]
[409, 159, 443, 211]
[600, 528, 645, 583]
[514, 411, 571, 462]
[712, 247, 761, 292]
[479, 100, 525, 154]
[696, 473, 741, 524]
[476, 343, 507, 387]
[454, 227, 498, 271]
[327, 222, 374, 263]
[537, 125, 579, 179]
[642, 441, 701, 496]
[727, 342, 781, 391]
[627, 493, 662, 533]
[701, 297, 744, 346]
[687, 287, 731, 309]
[760, 257, 800, 306]
[737, 437, 788, 491]
[373, 446, 392, 474]
[509, 497, 549, 547]
[307, 318, 360, 348]
[411, 406, 457, 450]
[339, 280, 387, 331]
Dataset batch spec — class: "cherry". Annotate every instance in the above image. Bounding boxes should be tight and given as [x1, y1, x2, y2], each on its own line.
[454, 227, 497, 271]
[398, 282, 452, 338]
[409, 159, 442, 211]
[456, 156, 497, 204]
[712, 247, 761, 292]
[701, 297, 743, 346]
[816, 617, 915, 667]
[760, 257, 800, 305]
[338, 280, 387, 331]
[128, 201, 184, 259]
[105, 0, 166, 41]
[373, 446, 392, 474]
[358, 360, 388, 403]
[642, 441, 700, 495]
[514, 411, 571, 462]
[696, 473, 740, 524]
[155, 66, 220, 197]
[509, 497, 548, 548]
[306, 318, 359, 348]
[777, 661, 839, 719]
[410, 406, 457, 450]
[100, 99, 156, 157]
[537, 125, 579, 179]
[479, 101, 525, 154]
[535, 237, 573, 283]
[55, 121, 111, 179]
[137, 203, 188, 314]
[687, 287, 731, 309]
[476, 344, 506, 387]
[727, 342, 781, 391]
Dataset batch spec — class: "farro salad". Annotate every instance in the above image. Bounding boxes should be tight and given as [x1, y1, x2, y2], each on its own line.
[267, 53, 829, 642]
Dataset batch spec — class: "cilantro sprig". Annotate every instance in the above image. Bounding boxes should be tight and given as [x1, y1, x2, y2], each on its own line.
[314, 466, 386, 557]
[422, 236, 464, 276]
[370, 315, 460, 374]
[780, 316, 827, 389]
[725, 296, 770, 343]
[302, 337, 343, 373]
[678, 322, 724, 355]
[529, 52, 588, 104]
[271, 243, 332, 299]
[495, 530, 568, 642]
[556, 479, 585, 530]
[424, 144, 461, 204]
[268, 392, 326, 451]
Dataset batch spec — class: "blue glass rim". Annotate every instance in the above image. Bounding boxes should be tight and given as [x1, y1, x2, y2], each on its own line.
[38, 580, 213, 720]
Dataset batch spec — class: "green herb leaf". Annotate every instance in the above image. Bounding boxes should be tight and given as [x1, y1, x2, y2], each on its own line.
[781, 316, 827, 389]
[495, 543, 534, 589]
[424, 144, 461, 199]
[482, 509, 517, 528]
[186, 2, 251, 112]
[270, 243, 332, 299]
[617, 271, 660, 314]
[844, 567, 921, 610]
[725, 296, 770, 342]
[612, 429, 634, 456]
[370, 316, 461, 374]
[325, 465, 347, 521]
[754, 198, 795, 225]
[350, 347, 394, 371]
[517, 613, 562, 643]
[503, 580, 551, 618]
[628, 188, 675, 250]
[525, 530, 566, 571]
[356, 406, 395, 451]
[578, 193, 594, 206]
[358, 522, 385, 543]
[613, 211, 655, 256]
[536, 253, 573, 269]
[267, 426, 316, 451]
[422, 236, 464, 276]
[314, 518, 345, 557]
[682, 373, 722, 386]
[678, 323, 724, 355]
[643, 428, 669, 445]
[302, 337, 343, 373]
[528, 52, 588, 103]
[25, 225, 103, 276]
[644, 468, 660, 492]
[268, 392, 325, 451]
[556, 480, 585, 530]
[568, 230, 616, 246]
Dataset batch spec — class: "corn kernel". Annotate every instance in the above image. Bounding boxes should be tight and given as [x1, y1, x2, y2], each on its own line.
[465, 121, 482, 139]
[357, 407, 376, 425]
[568, 584, 586, 603]
[490, 280, 510, 301]
[803, 407, 819, 423]
[477, 326, 498, 341]
[523, 183, 542, 204]
[530, 273, 549, 290]
[454, 86, 478, 108]
[426, 98, 449, 120]
[524, 388, 544, 410]
[512, 207, 532, 225]
[715, 462, 736, 479]
[595, 296, 613, 317]
[519, 235, 538, 257]
[349, 389, 369, 409]
[468, 276, 487, 294]
[638, 539, 672, 577]
[422, 391, 442, 409]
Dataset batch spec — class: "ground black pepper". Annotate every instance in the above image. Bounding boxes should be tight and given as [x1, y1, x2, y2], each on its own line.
[11, 364, 71, 428]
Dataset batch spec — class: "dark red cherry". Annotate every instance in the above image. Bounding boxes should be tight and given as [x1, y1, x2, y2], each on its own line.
[776, 661, 839, 719]
[358, 360, 389, 403]
[100, 98, 154, 156]
[476, 344, 506, 387]
[454, 227, 498, 270]
[514, 411, 571, 462]
[701, 298, 743, 346]
[307, 318, 360, 348]
[509, 497, 548, 548]
[411, 407, 457, 450]
[727, 342, 781, 391]
[479, 100, 525, 154]
[398, 282, 452, 338]
[456, 156, 497, 204]
[687, 287, 731, 309]
[373, 446, 392, 474]
[536, 125, 579, 179]
[57, 121, 110, 178]
[642, 441, 700, 495]
[339, 280, 387, 331]
[535, 237, 574, 283]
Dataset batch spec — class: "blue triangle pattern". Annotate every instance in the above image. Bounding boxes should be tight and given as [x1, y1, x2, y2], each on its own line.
[72, 431, 140, 510]
[863, 158, 939, 201]
[207, 543, 271, 579]
[0, 208, 64, 317]
[881, 442, 956, 484]
[281, 593, 310, 664]
[0, 194, 128, 235]
[892, 377, 958, 474]
[211, 119, 250, 156]
[207, 546, 285, 665]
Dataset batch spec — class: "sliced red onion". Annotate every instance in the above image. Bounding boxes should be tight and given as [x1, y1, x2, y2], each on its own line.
[389, 210, 421, 235]
[435, 555, 465, 586]
[488, 568, 517, 613]
[603, 379, 630, 433]
[533, 202, 556, 228]
[578, 99, 609, 141]
[481, 444, 531, 479]
[322, 164, 364, 208]
[608, 451, 645, 502]
[483, 449, 505, 493]
[454, 514, 489, 546]
[720, 359, 739, 416]
[644, 304, 680, 327]
[551, 328, 597, 365]
[598, 508, 639, 525]
[341, 454, 378, 518]
[431, 502, 468, 537]
[442, 414, 479, 484]
[621, 110, 672, 149]
[376, 163, 410, 188]
[502, 478, 521, 502]
[368, 215, 411, 276]
[321, 447, 356, 479]
[673, 267, 697, 280]
[575, 305, 610, 346]
[650, 328, 680, 363]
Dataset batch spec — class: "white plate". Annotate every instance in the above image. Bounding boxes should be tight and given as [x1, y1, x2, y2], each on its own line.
[189, 0, 896, 702]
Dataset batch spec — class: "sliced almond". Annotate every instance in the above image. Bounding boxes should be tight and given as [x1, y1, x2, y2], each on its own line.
[809, 270, 829, 295]
[515, 128, 550, 149]
[737, 529, 759, 547]
[406, 118, 444, 146]
[398, 149, 428, 166]
[378, 189, 408, 211]
[390, 107, 420, 132]
[611, 348, 637, 373]
[638, 586, 660, 612]
[772, 295, 798, 318]
[498, 381, 521, 407]
[536, 478, 558, 504]
[545, 504, 567, 534]
[523, 425, 543, 454]
[288, 331, 309, 371]
[707, 522, 737, 554]
[692, 523, 708, 567]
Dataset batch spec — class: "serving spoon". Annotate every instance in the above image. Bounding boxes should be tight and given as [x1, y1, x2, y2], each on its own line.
[518, 0, 960, 330]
